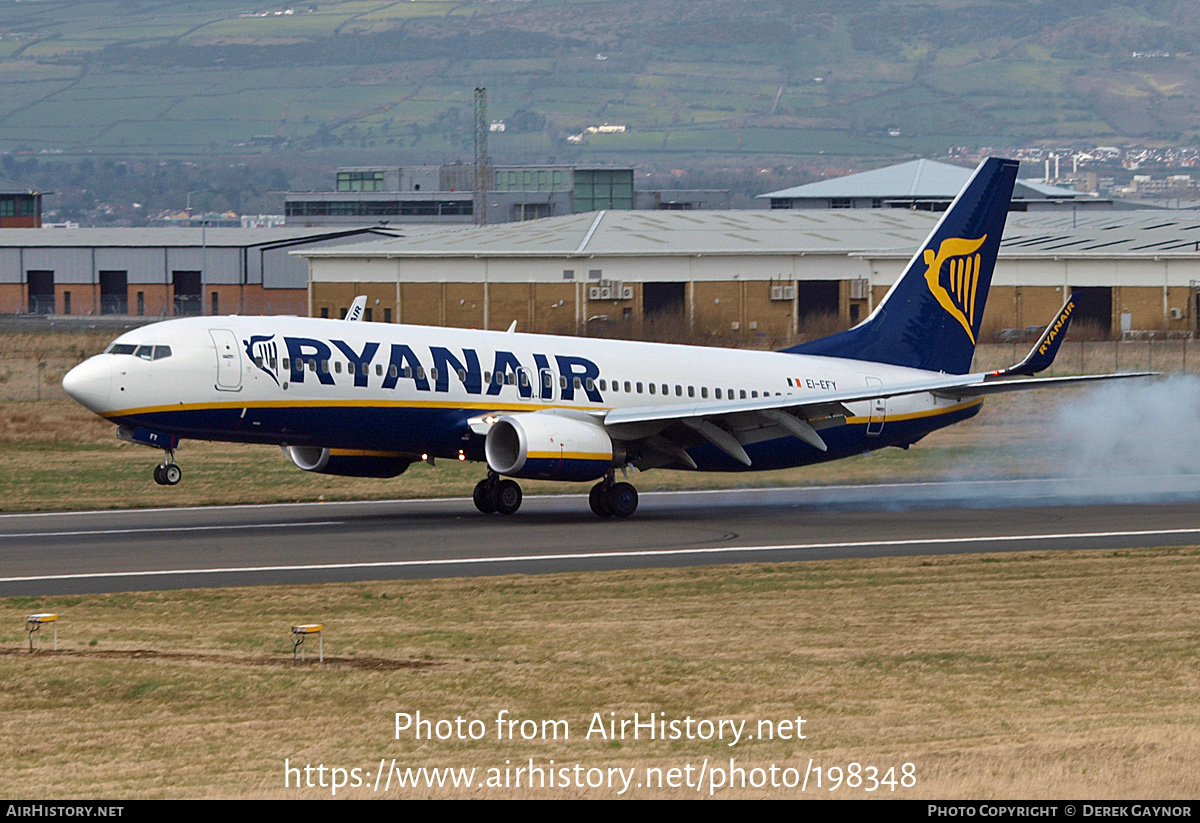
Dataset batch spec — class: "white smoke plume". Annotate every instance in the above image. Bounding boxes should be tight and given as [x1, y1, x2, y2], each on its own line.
[1051, 374, 1200, 479]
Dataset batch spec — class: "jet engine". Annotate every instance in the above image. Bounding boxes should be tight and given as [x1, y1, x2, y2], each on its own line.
[484, 412, 619, 481]
[287, 446, 412, 478]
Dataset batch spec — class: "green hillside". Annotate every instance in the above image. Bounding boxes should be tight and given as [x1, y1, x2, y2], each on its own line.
[0, 0, 1197, 161]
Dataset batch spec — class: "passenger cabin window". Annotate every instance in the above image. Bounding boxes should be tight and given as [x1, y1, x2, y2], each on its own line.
[649, 383, 656, 395]
[335, 362, 342, 373]
[715, 388, 722, 399]
[688, 386, 695, 398]
[701, 387, 708, 398]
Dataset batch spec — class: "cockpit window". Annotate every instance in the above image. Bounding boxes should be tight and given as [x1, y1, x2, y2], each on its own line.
[153, 346, 172, 360]
[107, 343, 136, 355]
[135, 345, 154, 361]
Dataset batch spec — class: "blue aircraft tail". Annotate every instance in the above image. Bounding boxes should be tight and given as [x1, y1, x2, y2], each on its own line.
[783, 157, 1019, 374]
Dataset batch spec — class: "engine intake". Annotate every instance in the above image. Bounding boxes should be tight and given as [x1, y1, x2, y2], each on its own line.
[287, 446, 412, 478]
[485, 413, 617, 481]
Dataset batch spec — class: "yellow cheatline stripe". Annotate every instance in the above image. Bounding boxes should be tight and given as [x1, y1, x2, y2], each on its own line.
[527, 451, 611, 461]
[845, 397, 983, 425]
[103, 396, 982, 427]
[101, 398, 608, 418]
[327, 449, 409, 458]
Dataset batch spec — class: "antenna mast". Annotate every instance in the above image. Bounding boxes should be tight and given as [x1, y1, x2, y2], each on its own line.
[474, 87, 488, 226]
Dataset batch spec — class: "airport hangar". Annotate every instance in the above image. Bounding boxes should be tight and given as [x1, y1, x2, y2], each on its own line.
[0, 226, 400, 318]
[298, 208, 1200, 340]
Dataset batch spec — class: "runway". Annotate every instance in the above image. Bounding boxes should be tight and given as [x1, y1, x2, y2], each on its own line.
[2, 477, 1199, 596]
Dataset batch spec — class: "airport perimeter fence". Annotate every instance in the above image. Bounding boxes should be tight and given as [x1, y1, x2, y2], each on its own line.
[0, 336, 1197, 404]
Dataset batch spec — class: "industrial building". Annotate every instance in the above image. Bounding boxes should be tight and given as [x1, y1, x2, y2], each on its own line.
[0, 176, 43, 229]
[759, 159, 1111, 212]
[284, 164, 728, 227]
[0, 226, 399, 317]
[299, 209, 1200, 339]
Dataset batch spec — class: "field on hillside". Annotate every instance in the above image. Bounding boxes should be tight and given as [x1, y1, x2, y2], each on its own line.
[1, 0, 1197, 160]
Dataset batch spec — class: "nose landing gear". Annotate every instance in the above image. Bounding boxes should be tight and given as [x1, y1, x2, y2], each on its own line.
[473, 472, 522, 515]
[153, 450, 182, 486]
[589, 473, 638, 518]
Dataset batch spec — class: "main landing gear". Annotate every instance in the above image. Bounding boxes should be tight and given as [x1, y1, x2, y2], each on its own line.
[152, 450, 182, 486]
[473, 472, 523, 515]
[589, 473, 638, 518]
[471, 471, 639, 518]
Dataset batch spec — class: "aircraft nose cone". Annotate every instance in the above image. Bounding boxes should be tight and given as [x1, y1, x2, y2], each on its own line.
[62, 356, 112, 411]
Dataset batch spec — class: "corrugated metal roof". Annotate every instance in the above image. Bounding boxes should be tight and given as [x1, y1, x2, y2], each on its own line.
[297, 208, 1200, 260]
[299, 209, 942, 258]
[0, 226, 402, 248]
[757, 158, 1085, 200]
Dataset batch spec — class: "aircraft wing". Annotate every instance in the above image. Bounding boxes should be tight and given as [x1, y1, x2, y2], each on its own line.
[600, 370, 1153, 467]
[934, 371, 1154, 398]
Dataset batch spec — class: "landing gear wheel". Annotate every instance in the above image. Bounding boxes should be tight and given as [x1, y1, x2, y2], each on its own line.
[589, 482, 612, 517]
[473, 479, 496, 514]
[153, 465, 166, 485]
[162, 464, 182, 486]
[604, 482, 638, 518]
[493, 479, 523, 515]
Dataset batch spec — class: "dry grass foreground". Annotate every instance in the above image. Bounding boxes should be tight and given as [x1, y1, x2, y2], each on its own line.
[2, 548, 1198, 799]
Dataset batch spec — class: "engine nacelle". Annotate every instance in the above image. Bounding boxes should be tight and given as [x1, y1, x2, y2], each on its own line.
[484, 413, 617, 481]
[287, 446, 412, 478]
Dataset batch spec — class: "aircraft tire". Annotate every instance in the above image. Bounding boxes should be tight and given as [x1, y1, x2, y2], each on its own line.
[153, 465, 166, 485]
[605, 482, 638, 518]
[473, 479, 496, 514]
[163, 464, 182, 486]
[493, 479, 522, 515]
[589, 483, 611, 517]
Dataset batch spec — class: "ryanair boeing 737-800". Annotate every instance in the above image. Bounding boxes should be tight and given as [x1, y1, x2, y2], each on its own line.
[61, 158, 1147, 517]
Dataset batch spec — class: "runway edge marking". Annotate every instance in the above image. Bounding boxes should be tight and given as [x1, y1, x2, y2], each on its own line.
[3, 527, 1199, 585]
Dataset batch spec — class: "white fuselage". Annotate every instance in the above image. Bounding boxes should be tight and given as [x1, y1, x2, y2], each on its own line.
[63, 314, 983, 472]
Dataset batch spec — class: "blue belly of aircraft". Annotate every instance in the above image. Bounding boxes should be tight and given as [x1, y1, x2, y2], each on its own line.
[108, 400, 981, 472]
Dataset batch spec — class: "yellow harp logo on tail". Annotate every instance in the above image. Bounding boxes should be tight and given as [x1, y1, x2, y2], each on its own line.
[922, 235, 988, 344]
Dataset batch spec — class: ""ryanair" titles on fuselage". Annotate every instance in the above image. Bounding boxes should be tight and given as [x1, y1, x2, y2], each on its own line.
[246, 334, 604, 403]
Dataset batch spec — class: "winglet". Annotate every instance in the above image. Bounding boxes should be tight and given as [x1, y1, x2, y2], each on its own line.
[988, 295, 1075, 379]
[346, 295, 367, 321]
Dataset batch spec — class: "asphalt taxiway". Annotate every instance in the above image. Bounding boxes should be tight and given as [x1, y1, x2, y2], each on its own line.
[1, 478, 1198, 596]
